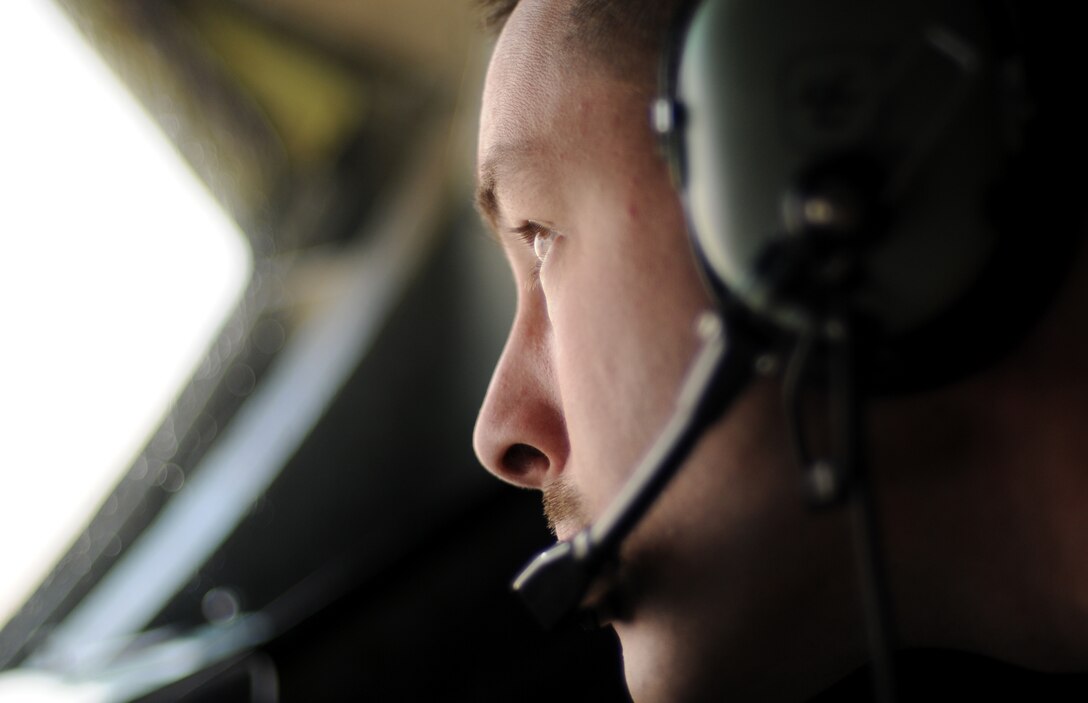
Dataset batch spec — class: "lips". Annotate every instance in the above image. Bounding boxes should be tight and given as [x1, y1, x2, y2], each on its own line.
[552, 521, 582, 543]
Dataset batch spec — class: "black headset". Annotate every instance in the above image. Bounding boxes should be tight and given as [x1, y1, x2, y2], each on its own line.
[666, 0, 1080, 394]
[512, 1, 1082, 699]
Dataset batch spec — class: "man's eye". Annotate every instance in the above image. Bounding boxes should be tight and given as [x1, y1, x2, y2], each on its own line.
[533, 228, 556, 263]
[512, 221, 559, 266]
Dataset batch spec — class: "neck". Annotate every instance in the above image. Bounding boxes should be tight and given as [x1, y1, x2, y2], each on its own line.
[873, 290, 1088, 671]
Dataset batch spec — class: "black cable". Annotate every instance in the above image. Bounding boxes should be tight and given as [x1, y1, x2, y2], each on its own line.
[832, 315, 898, 703]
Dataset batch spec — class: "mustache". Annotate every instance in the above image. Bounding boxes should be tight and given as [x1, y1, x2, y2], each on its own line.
[541, 480, 590, 537]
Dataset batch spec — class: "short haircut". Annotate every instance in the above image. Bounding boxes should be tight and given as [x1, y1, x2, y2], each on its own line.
[477, 0, 687, 82]
[478, 0, 519, 31]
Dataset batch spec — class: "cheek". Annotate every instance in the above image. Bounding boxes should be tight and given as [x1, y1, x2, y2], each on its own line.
[545, 217, 711, 506]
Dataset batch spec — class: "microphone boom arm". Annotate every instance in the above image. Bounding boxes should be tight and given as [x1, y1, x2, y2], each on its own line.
[512, 310, 759, 629]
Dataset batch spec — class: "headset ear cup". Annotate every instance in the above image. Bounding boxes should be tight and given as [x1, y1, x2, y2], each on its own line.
[656, 1, 703, 193]
[666, 0, 1082, 392]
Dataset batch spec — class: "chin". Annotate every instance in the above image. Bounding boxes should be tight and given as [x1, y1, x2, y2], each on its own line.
[613, 617, 715, 703]
[613, 616, 814, 703]
[615, 622, 668, 703]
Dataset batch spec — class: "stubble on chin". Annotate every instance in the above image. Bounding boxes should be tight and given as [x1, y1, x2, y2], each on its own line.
[541, 479, 590, 538]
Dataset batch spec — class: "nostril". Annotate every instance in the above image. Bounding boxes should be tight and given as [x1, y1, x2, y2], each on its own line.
[502, 443, 548, 477]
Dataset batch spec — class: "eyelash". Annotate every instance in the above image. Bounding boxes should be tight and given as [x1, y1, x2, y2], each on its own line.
[510, 221, 557, 289]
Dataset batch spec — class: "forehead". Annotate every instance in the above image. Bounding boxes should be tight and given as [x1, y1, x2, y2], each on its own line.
[479, 0, 572, 146]
[476, 0, 646, 230]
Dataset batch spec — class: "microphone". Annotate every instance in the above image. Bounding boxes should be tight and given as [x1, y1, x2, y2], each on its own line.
[512, 310, 760, 628]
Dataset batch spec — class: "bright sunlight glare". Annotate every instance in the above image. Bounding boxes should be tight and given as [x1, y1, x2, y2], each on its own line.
[0, 0, 252, 632]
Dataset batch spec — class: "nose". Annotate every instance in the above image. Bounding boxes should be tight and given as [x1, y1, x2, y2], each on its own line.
[473, 306, 569, 489]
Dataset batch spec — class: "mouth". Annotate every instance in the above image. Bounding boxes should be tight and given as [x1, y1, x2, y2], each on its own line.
[552, 523, 581, 544]
[582, 565, 633, 627]
[537, 490, 634, 626]
[527, 524, 628, 628]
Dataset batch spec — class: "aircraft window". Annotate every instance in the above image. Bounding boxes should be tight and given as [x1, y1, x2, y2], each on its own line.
[0, 2, 630, 699]
[0, 0, 252, 634]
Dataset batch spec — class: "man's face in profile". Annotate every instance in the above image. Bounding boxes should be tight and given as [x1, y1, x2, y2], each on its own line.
[472, 1, 863, 699]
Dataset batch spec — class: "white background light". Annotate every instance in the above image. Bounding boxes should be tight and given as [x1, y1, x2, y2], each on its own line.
[0, 0, 251, 632]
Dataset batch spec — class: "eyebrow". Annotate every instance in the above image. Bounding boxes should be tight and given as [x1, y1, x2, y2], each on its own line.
[474, 142, 539, 240]
[475, 159, 501, 238]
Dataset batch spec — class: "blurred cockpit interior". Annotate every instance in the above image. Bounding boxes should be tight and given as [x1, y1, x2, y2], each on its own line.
[0, 1, 629, 700]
